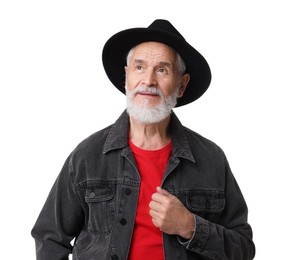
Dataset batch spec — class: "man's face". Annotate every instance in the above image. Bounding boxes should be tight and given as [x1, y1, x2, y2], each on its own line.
[125, 42, 183, 108]
[124, 42, 189, 123]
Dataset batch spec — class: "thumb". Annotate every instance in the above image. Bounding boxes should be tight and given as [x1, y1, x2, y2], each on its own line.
[156, 186, 172, 197]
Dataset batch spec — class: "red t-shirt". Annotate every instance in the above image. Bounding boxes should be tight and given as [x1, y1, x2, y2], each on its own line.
[128, 140, 172, 260]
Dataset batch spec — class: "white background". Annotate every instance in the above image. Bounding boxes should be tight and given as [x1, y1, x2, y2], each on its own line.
[1, 0, 284, 259]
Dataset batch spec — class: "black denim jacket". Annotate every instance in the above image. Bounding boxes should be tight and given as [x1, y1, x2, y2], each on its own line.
[31, 111, 255, 260]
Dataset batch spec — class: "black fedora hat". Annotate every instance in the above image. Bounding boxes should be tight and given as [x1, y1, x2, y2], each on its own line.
[102, 19, 211, 107]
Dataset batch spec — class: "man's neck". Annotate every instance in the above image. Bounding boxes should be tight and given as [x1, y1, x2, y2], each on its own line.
[129, 116, 171, 150]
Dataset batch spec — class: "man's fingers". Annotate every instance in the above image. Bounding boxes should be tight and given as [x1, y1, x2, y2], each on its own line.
[149, 200, 161, 212]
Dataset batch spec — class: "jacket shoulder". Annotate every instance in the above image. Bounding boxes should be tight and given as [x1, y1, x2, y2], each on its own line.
[183, 126, 226, 159]
[71, 125, 113, 158]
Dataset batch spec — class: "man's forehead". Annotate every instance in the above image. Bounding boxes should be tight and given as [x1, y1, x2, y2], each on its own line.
[131, 42, 177, 63]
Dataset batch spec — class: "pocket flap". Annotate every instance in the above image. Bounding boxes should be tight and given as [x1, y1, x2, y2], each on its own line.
[186, 190, 225, 213]
[85, 183, 115, 203]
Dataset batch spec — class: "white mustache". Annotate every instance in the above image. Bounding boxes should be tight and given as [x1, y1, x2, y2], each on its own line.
[133, 86, 162, 96]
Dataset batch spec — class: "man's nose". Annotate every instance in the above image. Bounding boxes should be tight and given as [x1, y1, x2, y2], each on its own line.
[142, 70, 157, 86]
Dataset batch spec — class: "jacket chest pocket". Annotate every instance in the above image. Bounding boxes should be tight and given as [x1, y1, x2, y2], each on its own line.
[186, 190, 225, 221]
[85, 183, 115, 234]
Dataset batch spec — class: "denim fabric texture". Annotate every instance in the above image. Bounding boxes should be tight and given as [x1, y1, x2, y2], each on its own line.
[31, 110, 255, 260]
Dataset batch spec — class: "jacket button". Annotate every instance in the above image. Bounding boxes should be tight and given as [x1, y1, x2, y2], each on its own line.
[111, 255, 119, 260]
[124, 188, 131, 195]
[89, 192, 96, 198]
[120, 218, 127, 225]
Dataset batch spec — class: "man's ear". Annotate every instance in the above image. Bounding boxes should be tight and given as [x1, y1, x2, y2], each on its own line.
[178, 73, 190, 97]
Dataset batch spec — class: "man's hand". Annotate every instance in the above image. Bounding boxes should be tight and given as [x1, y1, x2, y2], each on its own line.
[149, 187, 195, 240]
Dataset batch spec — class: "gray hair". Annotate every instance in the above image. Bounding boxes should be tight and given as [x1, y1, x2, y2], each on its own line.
[126, 46, 186, 75]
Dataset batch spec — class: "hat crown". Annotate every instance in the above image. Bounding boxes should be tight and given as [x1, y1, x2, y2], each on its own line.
[148, 19, 185, 41]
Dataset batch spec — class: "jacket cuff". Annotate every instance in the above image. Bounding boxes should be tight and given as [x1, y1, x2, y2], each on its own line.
[178, 214, 209, 252]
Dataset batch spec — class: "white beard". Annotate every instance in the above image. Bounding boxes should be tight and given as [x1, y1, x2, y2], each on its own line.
[125, 85, 179, 124]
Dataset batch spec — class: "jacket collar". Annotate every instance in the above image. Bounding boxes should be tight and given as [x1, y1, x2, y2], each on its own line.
[103, 110, 195, 163]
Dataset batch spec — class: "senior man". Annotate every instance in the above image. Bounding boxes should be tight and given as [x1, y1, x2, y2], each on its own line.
[32, 19, 255, 260]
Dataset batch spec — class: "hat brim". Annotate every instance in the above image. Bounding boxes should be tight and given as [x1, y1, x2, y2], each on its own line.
[102, 27, 211, 107]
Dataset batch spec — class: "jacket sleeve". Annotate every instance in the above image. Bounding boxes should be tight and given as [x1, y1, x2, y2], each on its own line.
[181, 159, 255, 260]
[31, 155, 84, 260]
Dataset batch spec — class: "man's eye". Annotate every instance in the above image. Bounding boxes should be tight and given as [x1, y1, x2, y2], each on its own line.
[136, 65, 142, 70]
[158, 68, 166, 73]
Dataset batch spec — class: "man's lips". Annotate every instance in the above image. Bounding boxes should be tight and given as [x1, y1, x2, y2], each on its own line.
[136, 91, 160, 97]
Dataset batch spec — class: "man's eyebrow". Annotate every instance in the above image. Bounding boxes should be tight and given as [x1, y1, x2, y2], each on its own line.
[158, 61, 172, 68]
[133, 59, 145, 64]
